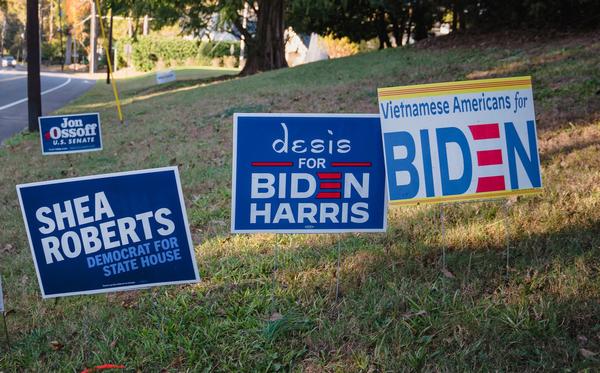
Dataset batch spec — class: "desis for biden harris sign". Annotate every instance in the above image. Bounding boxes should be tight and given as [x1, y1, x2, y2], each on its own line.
[231, 114, 387, 233]
[378, 76, 542, 205]
[17, 167, 200, 298]
[39, 113, 102, 155]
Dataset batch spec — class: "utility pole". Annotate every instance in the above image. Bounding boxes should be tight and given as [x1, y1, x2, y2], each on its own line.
[1, 17, 7, 56]
[58, 0, 64, 71]
[89, 0, 97, 74]
[27, 0, 42, 132]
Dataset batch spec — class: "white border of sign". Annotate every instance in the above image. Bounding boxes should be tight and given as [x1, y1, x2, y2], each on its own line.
[38, 112, 103, 156]
[231, 113, 388, 234]
[16, 166, 200, 299]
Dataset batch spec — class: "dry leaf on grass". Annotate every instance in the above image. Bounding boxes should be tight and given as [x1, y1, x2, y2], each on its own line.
[580, 348, 597, 358]
[49, 340, 64, 351]
[402, 310, 428, 319]
[269, 312, 283, 321]
[442, 268, 455, 279]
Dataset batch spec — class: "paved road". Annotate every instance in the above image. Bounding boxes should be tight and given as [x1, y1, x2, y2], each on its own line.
[0, 67, 95, 144]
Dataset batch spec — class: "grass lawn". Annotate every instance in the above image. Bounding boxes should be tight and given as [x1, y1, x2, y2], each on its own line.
[0, 32, 599, 371]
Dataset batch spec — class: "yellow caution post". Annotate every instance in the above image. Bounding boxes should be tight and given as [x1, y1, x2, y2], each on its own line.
[94, 0, 124, 123]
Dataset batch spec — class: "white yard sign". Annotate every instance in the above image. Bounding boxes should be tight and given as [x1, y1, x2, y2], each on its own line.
[156, 70, 176, 85]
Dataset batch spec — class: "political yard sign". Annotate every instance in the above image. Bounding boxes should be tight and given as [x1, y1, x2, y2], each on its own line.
[156, 70, 176, 85]
[378, 76, 542, 206]
[232, 114, 387, 233]
[39, 113, 102, 155]
[16, 167, 200, 298]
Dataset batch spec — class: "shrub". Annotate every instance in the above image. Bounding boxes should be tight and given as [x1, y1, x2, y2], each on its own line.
[129, 36, 240, 72]
[41, 39, 63, 64]
[321, 34, 359, 58]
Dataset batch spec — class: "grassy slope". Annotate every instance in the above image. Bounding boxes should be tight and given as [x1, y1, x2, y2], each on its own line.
[1, 34, 599, 371]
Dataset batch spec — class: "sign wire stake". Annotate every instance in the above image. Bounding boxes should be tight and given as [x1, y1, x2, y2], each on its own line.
[335, 237, 341, 303]
[270, 239, 279, 316]
[2, 313, 9, 349]
[504, 200, 511, 280]
[464, 251, 473, 289]
[440, 204, 446, 271]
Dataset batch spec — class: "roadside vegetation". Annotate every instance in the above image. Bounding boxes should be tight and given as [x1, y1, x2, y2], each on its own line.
[0, 32, 599, 371]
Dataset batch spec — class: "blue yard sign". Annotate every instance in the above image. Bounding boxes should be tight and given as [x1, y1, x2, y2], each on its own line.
[39, 113, 103, 155]
[17, 167, 200, 298]
[232, 114, 387, 233]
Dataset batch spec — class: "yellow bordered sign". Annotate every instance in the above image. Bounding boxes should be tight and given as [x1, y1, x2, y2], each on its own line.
[377, 76, 542, 206]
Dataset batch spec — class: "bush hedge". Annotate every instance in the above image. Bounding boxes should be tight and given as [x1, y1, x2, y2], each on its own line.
[127, 36, 240, 71]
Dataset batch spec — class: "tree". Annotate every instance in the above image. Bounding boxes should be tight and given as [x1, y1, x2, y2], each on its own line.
[236, 0, 287, 75]
[173, 0, 287, 76]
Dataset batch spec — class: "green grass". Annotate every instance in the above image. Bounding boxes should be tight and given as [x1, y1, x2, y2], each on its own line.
[1, 33, 600, 371]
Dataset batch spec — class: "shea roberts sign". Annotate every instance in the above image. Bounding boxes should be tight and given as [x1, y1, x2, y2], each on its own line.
[17, 167, 200, 298]
[232, 114, 387, 233]
[378, 76, 542, 205]
[39, 113, 102, 155]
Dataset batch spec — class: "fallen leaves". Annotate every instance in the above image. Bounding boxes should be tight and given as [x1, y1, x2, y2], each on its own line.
[580, 348, 597, 359]
[49, 340, 64, 351]
[441, 268, 455, 279]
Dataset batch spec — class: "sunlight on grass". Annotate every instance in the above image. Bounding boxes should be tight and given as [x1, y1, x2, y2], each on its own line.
[0, 34, 599, 371]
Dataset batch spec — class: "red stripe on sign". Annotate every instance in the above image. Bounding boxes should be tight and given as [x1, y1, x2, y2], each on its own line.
[476, 176, 506, 192]
[317, 192, 341, 199]
[251, 162, 293, 167]
[317, 172, 342, 179]
[331, 162, 372, 167]
[320, 182, 341, 189]
[469, 123, 500, 140]
[476, 149, 503, 166]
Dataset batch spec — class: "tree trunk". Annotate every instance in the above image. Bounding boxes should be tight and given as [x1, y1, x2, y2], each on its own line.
[240, 0, 287, 76]
[48, 0, 53, 41]
[406, 3, 414, 44]
[127, 16, 132, 37]
[65, 31, 71, 64]
[451, 1, 458, 32]
[457, 0, 465, 31]
[376, 8, 391, 50]
[143, 14, 148, 35]
[412, 0, 428, 41]
[391, 14, 400, 47]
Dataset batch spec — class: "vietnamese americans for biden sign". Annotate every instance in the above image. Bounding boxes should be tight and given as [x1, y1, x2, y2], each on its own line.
[232, 114, 387, 233]
[39, 113, 102, 155]
[17, 167, 200, 298]
[378, 76, 542, 205]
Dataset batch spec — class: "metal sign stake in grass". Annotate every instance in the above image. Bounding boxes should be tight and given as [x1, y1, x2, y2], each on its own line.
[0, 276, 8, 348]
[231, 113, 388, 310]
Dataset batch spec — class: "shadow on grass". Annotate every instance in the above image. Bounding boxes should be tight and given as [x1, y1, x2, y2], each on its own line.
[124, 74, 238, 98]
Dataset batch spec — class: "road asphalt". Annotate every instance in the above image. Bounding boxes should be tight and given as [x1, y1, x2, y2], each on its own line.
[0, 66, 96, 144]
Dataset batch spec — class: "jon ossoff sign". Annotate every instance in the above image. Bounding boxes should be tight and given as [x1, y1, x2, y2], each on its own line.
[17, 167, 200, 298]
[231, 114, 387, 233]
[378, 76, 542, 205]
[39, 113, 102, 155]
